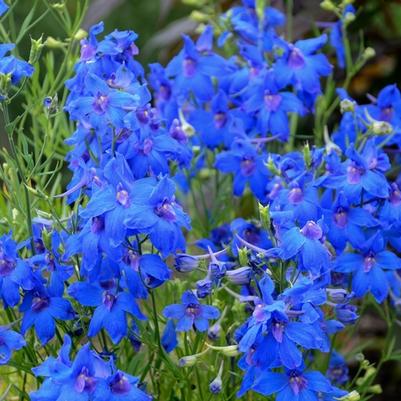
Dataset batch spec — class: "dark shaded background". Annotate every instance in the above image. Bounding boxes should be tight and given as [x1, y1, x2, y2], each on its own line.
[8, 1, 401, 400]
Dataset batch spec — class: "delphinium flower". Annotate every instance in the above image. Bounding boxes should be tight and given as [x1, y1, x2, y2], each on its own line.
[0, 326, 25, 365]
[333, 233, 401, 303]
[31, 336, 151, 401]
[20, 280, 75, 344]
[163, 290, 220, 332]
[274, 34, 332, 100]
[215, 140, 269, 200]
[0, 233, 34, 307]
[252, 366, 346, 401]
[68, 260, 145, 344]
[0, 44, 34, 87]
[243, 69, 305, 140]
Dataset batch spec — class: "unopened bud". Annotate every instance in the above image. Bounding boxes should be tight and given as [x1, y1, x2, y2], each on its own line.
[303, 142, 311, 167]
[368, 385, 382, 394]
[190, 11, 209, 23]
[259, 203, 271, 231]
[344, 11, 355, 24]
[340, 98, 356, 113]
[238, 248, 248, 267]
[371, 120, 392, 135]
[45, 36, 65, 49]
[209, 376, 222, 394]
[74, 29, 87, 41]
[362, 47, 375, 61]
[338, 390, 360, 401]
[29, 35, 44, 64]
[178, 355, 198, 367]
[320, 0, 337, 12]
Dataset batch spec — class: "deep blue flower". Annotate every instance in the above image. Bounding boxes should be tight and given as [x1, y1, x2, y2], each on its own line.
[279, 220, 330, 275]
[333, 233, 401, 302]
[327, 351, 349, 386]
[322, 191, 378, 252]
[125, 176, 191, 257]
[68, 279, 145, 344]
[239, 299, 328, 369]
[274, 35, 332, 96]
[120, 252, 171, 298]
[0, 233, 34, 306]
[66, 73, 150, 130]
[163, 290, 220, 332]
[95, 371, 152, 401]
[243, 70, 304, 140]
[166, 29, 227, 101]
[20, 283, 75, 344]
[161, 319, 178, 353]
[252, 367, 346, 401]
[0, 326, 25, 365]
[0, 44, 34, 86]
[215, 140, 269, 200]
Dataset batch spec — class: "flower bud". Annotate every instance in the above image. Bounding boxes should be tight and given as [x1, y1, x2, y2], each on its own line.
[45, 36, 65, 49]
[225, 266, 252, 285]
[362, 47, 375, 61]
[371, 120, 392, 135]
[208, 322, 221, 341]
[303, 142, 311, 167]
[259, 203, 271, 231]
[344, 11, 355, 24]
[338, 391, 360, 401]
[209, 376, 222, 394]
[178, 355, 198, 367]
[190, 11, 209, 23]
[368, 385, 382, 394]
[29, 35, 44, 64]
[238, 248, 248, 267]
[320, 0, 337, 12]
[74, 29, 88, 41]
[196, 278, 213, 298]
[175, 254, 199, 272]
[340, 98, 356, 113]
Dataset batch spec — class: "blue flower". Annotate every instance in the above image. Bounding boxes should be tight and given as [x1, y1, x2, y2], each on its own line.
[274, 35, 332, 96]
[161, 320, 178, 353]
[32, 335, 152, 400]
[68, 279, 145, 344]
[0, 326, 25, 365]
[333, 233, 401, 303]
[66, 73, 150, 130]
[252, 368, 346, 401]
[0, 44, 34, 86]
[166, 30, 227, 101]
[125, 176, 191, 257]
[20, 283, 75, 344]
[95, 371, 152, 401]
[322, 191, 378, 252]
[327, 351, 349, 386]
[215, 140, 269, 200]
[239, 299, 328, 370]
[163, 290, 220, 332]
[120, 252, 171, 298]
[243, 70, 304, 140]
[279, 220, 330, 275]
[0, 233, 34, 307]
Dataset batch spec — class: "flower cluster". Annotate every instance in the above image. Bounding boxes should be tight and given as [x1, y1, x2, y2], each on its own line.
[0, 0, 400, 400]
